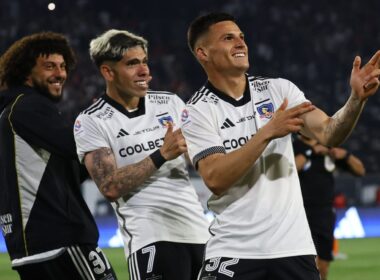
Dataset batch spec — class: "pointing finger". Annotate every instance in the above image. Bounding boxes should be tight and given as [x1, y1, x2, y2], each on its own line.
[277, 98, 288, 112]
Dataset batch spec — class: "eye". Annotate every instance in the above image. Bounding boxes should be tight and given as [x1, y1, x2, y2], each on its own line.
[224, 35, 233, 41]
[45, 64, 54, 70]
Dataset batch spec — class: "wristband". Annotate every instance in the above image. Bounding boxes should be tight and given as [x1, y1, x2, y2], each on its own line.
[150, 149, 167, 169]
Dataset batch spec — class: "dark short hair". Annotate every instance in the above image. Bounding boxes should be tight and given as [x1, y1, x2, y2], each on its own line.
[187, 12, 236, 53]
[0, 32, 76, 88]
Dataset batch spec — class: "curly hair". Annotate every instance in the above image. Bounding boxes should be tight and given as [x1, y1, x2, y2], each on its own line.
[0, 32, 76, 88]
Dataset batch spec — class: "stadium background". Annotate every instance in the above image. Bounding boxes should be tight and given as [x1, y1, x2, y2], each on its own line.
[1, 0, 379, 279]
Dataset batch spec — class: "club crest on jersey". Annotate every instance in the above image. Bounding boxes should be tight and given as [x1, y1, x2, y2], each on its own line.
[157, 114, 174, 127]
[257, 103, 274, 119]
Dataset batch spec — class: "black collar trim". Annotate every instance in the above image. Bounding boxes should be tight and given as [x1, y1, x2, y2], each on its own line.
[204, 75, 251, 106]
[102, 94, 146, 118]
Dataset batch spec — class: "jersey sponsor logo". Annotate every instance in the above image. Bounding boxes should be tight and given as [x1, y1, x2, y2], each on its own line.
[252, 80, 270, 92]
[118, 138, 164, 157]
[223, 134, 253, 150]
[148, 94, 170, 104]
[0, 213, 13, 236]
[134, 125, 160, 135]
[116, 128, 129, 138]
[236, 114, 255, 124]
[95, 107, 115, 120]
[220, 118, 235, 129]
[156, 112, 174, 127]
[257, 102, 274, 119]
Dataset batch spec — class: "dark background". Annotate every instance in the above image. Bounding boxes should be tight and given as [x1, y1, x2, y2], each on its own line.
[1, 0, 380, 173]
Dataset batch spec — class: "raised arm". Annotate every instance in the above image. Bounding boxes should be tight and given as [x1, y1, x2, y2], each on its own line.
[301, 50, 380, 146]
[84, 123, 186, 201]
[198, 99, 315, 195]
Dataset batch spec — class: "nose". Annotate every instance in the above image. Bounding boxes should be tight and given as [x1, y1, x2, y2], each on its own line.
[138, 63, 150, 76]
[54, 66, 67, 79]
[235, 37, 246, 48]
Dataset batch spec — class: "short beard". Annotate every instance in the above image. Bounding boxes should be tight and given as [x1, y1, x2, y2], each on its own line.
[32, 79, 63, 103]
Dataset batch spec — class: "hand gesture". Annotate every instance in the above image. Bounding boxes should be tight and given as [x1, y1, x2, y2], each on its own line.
[159, 122, 187, 160]
[350, 50, 380, 101]
[263, 98, 315, 140]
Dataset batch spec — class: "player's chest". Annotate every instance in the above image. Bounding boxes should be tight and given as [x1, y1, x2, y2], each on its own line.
[103, 110, 178, 162]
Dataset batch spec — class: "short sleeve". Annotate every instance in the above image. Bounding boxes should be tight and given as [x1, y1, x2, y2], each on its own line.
[181, 103, 225, 168]
[73, 113, 111, 162]
[278, 78, 309, 109]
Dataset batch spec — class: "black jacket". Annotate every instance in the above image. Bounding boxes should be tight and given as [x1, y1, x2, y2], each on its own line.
[0, 86, 98, 261]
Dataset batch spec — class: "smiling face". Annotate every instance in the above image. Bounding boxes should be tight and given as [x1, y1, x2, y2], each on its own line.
[196, 20, 249, 77]
[25, 53, 67, 100]
[103, 46, 151, 108]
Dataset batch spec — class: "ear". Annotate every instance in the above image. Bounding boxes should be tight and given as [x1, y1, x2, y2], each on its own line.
[195, 47, 208, 62]
[100, 64, 114, 81]
[25, 75, 33, 87]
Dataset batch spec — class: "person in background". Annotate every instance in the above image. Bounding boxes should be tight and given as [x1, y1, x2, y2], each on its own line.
[293, 134, 365, 280]
[0, 32, 117, 279]
[182, 12, 379, 279]
[74, 29, 210, 280]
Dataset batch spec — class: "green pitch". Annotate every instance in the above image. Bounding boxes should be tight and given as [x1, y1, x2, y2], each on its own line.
[1, 238, 380, 280]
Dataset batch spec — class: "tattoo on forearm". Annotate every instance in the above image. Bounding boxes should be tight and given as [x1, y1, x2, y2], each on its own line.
[90, 148, 115, 193]
[326, 96, 364, 144]
[88, 147, 157, 199]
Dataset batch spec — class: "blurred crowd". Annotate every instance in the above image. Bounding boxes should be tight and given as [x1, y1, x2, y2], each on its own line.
[1, 0, 379, 173]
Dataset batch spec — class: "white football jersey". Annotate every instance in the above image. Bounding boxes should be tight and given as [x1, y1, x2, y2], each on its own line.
[74, 91, 210, 257]
[182, 75, 316, 260]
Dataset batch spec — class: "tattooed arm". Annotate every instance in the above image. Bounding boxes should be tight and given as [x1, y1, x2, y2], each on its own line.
[83, 123, 187, 201]
[300, 51, 380, 146]
[84, 147, 157, 201]
[299, 96, 365, 147]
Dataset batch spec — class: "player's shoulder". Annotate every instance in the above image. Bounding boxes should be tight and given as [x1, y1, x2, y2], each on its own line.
[248, 74, 288, 87]
[80, 96, 106, 116]
[78, 95, 116, 121]
[186, 85, 220, 108]
[248, 75, 299, 97]
[146, 90, 184, 110]
[9, 87, 56, 114]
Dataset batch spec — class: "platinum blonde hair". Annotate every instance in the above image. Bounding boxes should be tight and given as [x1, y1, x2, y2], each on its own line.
[89, 29, 148, 66]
